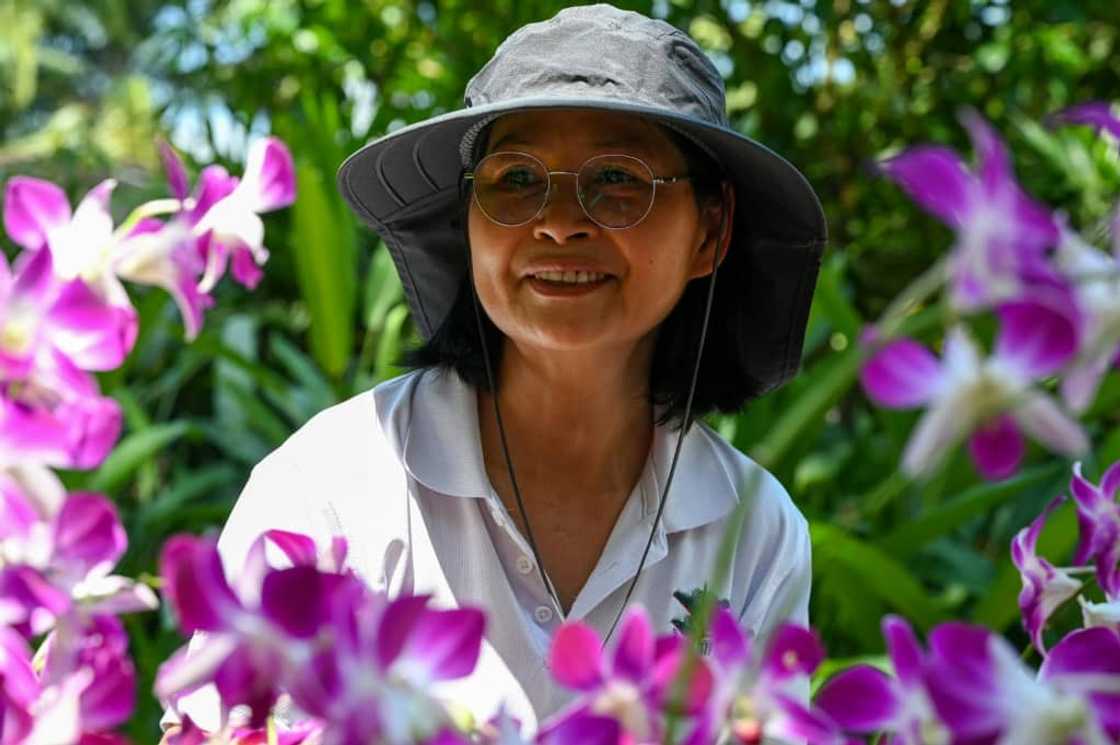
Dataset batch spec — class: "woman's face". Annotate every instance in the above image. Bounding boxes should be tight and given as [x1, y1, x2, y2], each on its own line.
[467, 109, 724, 358]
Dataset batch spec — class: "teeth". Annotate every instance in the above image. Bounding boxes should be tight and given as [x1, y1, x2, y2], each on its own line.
[534, 270, 607, 284]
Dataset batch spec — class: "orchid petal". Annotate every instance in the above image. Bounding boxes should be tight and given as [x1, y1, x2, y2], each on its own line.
[1011, 391, 1089, 458]
[537, 710, 620, 745]
[159, 535, 242, 634]
[709, 606, 750, 669]
[52, 492, 127, 576]
[259, 566, 345, 639]
[900, 398, 970, 478]
[402, 606, 486, 683]
[159, 141, 191, 202]
[816, 665, 900, 732]
[878, 147, 974, 228]
[3, 177, 71, 251]
[967, 415, 1025, 481]
[994, 301, 1079, 379]
[761, 624, 824, 681]
[859, 339, 942, 408]
[1039, 626, 1120, 738]
[374, 594, 430, 671]
[188, 166, 238, 225]
[882, 616, 923, 686]
[1062, 351, 1115, 414]
[0, 566, 71, 636]
[235, 138, 296, 213]
[1011, 496, 1082, 654]
[44, 278, 137, 371]
[612, 606, 655, 682]
[231, 244, 265, 289]
[1051, 101, 1120, 140]
[1102, 461, 1120, 500]
[549, 622, 604, 691]
[154, 634, 239, 701]
[214, 645, 281, 729]
[960, 109, 1012, 194]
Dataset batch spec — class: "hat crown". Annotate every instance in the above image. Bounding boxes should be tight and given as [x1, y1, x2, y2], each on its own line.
[464, 4, 728, 127]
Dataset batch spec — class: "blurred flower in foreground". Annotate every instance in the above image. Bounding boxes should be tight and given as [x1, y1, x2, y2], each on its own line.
[1011, 497, 1082, 655]
[816, 616, 947, 745]
[693, 608, 835, 745]
[1051, 101, 1120, 141]
[1069, 461, 1120, 601]
[544, 606, 712, 744]
[0, 466, 157, 637]
[860, 300, 1088, 479]
[878, 109, 1061, 311]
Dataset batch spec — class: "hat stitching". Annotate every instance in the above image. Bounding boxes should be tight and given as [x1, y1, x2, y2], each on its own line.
[375, 150, 407, 208]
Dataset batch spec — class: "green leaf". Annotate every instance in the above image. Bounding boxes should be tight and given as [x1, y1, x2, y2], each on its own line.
[374, 304, 411, 382]
[364, 242, 405, 334]
[811, 522, 949, 631]
[86, 421, 196, 496]
[877, 462, 1066, 557]
[290, 160, 358, 378]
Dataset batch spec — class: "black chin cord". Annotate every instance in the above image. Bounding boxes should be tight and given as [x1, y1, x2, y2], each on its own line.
[600, 199, 725, 646]
[461, 174, 727, 646]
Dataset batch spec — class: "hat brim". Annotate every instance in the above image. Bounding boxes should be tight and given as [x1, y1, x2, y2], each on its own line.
[336, 96, 827, 392]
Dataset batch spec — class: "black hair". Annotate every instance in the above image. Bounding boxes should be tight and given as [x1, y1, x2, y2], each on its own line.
[405, 122, 767, 426]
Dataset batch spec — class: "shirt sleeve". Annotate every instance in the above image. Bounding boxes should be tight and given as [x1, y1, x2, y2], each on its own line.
[159, 450, 322, 732]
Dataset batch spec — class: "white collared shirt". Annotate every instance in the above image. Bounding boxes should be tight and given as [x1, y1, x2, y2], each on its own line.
[165, 368, 811, 733]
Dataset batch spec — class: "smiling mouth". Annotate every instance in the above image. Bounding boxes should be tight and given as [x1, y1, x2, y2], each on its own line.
[528, 270, 610, 284]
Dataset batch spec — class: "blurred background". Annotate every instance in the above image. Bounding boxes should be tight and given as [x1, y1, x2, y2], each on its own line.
[2, 0, 1118, 736]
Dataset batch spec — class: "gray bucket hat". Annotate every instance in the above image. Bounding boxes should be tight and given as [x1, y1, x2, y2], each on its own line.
[336, 3, 827, 393]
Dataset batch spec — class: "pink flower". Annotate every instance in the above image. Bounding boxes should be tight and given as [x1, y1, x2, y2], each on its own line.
[2, 178, 138, 367]
[0, 469, 156, 637]
[1011, 497, 1083, 655]
[878, 110, 1061, 311]
[1068, 461, 1120, 599]
[816, 617, 946, 745]
[859, 300, 1088, 479]
[545, 607, 713, 745]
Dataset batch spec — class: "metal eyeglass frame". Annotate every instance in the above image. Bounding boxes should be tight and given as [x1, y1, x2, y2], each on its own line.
[463, 151, 692, 230]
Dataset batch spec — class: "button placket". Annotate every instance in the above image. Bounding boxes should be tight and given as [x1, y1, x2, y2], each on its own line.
[515, 555, 534, 574]
[534, 606, 555, 624]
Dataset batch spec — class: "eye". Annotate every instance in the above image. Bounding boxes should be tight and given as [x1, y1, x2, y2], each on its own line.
[497, 165, 543, 188]
[592, 166, 640, 186]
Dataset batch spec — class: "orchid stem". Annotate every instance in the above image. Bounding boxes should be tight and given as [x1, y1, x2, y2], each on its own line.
[112, 198, 188, 240]
[874, 254, 949, 341]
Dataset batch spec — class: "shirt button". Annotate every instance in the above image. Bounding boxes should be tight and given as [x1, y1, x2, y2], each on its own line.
[534, 606, 554, 624]
[515, 555, 534, 574]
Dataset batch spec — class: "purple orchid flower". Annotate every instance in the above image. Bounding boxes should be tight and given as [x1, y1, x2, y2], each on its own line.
[1050, 101, 1120, 141]
[816, 616, 948, 745]
[860, 300, 1088, 480]
[39, 614, 137, 734]
[1049, 222, 1120, 413]
[2, 178, 138, 368]
[290, 584, 486, 745]
[157, 138, 295, 294]
[924, 622, 1120, 744]
[0, 625, 36, 744]
[1012, 496, 1084, 655]
[545, 606, 714, 745]
[683, 607, 838, 745]
[878, 109, 1061, 312]
[1068, 461, 1120, 601]
[0, 472, 157, 637]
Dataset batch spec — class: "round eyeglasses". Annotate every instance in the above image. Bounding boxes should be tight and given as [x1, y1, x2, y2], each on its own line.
[464, 152, 692, 230]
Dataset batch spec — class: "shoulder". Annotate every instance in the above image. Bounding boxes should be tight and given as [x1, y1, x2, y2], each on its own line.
[693, 421, 808, 546]
[690, 423, 811, 628]
[258, 368, 428, 477]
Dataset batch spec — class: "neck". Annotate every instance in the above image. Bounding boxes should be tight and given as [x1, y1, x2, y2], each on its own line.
[478, 338, 656, 504]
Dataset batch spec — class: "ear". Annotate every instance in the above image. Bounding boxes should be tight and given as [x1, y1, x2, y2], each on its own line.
[687, 181, 735, 280]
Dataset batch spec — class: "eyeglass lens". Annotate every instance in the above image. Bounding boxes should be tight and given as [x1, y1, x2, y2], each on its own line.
[472, 153, 656, 228]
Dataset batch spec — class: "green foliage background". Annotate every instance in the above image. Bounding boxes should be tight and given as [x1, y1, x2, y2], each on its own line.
[2, 0, 1119, 737]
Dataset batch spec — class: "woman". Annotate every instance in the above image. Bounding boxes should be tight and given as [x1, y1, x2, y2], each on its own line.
[163, 3, 826, 734]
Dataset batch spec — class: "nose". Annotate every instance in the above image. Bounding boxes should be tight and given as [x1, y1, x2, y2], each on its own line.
[532, 173, 599, 244]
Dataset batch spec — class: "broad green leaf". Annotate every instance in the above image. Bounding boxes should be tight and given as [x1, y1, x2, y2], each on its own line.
[86, 421, 195, 496]
[877, 462, 1066, 557]
[811, 522, 949, 631]
[364, 242, 405, 334]
[290, 160, 358, 378]
[374, 304, 412, 383]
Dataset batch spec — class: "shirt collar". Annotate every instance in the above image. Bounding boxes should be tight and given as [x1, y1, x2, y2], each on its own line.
[393, 369, 740, 533]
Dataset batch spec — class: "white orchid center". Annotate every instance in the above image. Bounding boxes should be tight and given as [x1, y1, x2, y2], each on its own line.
[592, 679, 650, 740]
